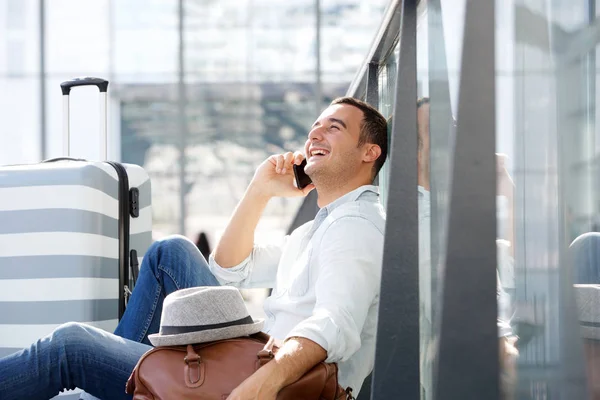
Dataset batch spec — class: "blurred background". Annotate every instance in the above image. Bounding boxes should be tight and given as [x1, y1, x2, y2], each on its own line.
[0, 0, 388, 247]
[6, 1, 600, 398]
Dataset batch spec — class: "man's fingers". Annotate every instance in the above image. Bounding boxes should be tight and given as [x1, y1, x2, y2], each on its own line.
[293, 151, 305, 165]
[271, 151, 303, 174]
[275, 154, 285, 173]
[281, 152, 294, 174]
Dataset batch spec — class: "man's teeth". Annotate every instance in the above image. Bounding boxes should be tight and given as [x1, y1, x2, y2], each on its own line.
[311, 150, 328, 156]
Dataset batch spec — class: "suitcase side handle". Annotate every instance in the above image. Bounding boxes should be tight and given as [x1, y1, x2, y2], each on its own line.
[42, 157, 87, 163]
[60, 77, 109, 95]
[61, 77, 109, 159]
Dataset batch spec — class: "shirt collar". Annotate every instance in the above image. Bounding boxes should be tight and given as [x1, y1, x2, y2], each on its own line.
[321, 185, 379, 215]
[306, 185, 379, 236]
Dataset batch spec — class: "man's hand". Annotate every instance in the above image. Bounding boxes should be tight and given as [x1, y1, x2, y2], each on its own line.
[213, 151, 314, 268]
[251, 152, 315, 198]
[226, 337, 327, 400]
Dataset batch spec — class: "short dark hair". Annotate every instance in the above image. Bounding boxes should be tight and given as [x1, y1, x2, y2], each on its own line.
[330, 97, 388, 178]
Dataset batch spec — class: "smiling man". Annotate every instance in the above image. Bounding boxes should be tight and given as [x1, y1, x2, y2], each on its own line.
[0, 97, 388, 400]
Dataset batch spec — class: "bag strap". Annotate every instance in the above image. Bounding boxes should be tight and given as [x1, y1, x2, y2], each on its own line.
[256, 336, 276, 367]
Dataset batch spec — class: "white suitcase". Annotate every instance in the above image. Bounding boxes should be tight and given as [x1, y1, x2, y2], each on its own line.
[0, 78, 153, 376]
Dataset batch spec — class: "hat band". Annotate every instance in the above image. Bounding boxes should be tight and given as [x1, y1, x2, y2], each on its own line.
[160, 315, 255, 335]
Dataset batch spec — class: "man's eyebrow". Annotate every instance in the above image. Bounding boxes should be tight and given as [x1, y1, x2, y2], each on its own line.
[312, 117, 347, 129]
[328, 118, 347, 129]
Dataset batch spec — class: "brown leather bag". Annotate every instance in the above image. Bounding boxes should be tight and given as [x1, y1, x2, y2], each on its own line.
[125, 332, 355, 400]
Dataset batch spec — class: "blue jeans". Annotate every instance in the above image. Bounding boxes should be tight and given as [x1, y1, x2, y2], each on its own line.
[0, 235, 220, 400]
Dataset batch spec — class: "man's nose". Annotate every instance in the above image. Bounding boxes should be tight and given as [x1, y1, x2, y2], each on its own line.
[308, 126, 324, 141]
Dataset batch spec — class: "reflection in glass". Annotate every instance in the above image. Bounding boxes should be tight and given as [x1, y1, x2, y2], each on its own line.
[377, 40, 399, 208]
[505, 1, 596, 398]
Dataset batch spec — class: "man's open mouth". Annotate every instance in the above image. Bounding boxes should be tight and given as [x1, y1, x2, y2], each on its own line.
[309, 148, 330, 159]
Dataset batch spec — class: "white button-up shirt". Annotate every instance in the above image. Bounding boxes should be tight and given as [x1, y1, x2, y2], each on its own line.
[208, 185, 386, 395]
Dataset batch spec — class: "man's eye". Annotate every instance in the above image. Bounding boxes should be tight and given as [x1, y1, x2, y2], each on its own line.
[330, 125, 340, 130]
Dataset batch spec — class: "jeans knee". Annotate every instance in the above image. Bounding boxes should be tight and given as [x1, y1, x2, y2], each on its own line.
[148, 234, 209, 274]
[146, 235, 193, 267]
[148, 235, 198, 258]
[51, 322, 88, 351]
[159, 235, 197, 252]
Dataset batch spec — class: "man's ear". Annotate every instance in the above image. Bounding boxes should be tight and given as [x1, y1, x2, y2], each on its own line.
[363, 144, 382, 163]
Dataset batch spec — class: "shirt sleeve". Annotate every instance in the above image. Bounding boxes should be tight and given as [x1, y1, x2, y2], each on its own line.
[207, 236, 287, 289]
[285, 216, 384, 363]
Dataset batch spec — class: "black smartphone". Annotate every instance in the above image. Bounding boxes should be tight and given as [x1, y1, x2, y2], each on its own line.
[293, 159, 312, 189]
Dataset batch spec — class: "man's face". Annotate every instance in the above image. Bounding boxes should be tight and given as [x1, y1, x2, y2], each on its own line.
[303, 104, 365, 183]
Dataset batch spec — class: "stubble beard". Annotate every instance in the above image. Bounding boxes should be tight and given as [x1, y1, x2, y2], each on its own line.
[306, 157, 354, 192]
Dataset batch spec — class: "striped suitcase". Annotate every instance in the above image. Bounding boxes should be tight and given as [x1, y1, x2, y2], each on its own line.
[0, 78, 153, 371]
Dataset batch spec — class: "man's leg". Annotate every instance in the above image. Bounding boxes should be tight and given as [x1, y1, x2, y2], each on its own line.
[115, 235, 221, 345]
[0, 322, 150, 400]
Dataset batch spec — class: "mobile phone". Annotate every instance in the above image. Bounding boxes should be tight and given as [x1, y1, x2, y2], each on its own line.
[293, 159, 312, 189]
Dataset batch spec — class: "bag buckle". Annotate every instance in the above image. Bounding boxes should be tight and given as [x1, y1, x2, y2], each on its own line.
[184, 345, 205, 388]
[346, 387, 355, 400]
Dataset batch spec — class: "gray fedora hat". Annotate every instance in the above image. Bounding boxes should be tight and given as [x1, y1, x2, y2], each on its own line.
[148, 286, 264, 347]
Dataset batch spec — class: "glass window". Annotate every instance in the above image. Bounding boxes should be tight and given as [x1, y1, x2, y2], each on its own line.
[503, 1, 597, 398]
[417, 0, 600, 397]
[0, 0, 41, 164]
[321, 0, 389, 84]
[377, 40, 399, 208]
[45, 0, 110, 75]
[416, 0, 462, 398]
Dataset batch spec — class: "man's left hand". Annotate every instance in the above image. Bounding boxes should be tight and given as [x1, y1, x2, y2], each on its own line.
[227, 336, 326, 400]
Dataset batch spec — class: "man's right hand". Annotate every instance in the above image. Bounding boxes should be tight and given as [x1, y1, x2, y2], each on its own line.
[250, 152, 315, 198]
[214, 151, 314, 269]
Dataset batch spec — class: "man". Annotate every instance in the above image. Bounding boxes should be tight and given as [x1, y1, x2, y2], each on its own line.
[0, 97, 388, 400]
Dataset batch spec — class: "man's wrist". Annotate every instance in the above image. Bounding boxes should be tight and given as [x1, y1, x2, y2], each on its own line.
[246, 181, 273, 203]
[257, 359, 288, 392]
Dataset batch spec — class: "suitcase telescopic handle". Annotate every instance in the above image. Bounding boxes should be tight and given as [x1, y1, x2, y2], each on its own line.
[60, 77, 109, 95]
[60, 77, 109, 160]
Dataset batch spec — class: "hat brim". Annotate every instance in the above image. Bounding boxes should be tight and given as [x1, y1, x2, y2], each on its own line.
[148, 319, 265, 347]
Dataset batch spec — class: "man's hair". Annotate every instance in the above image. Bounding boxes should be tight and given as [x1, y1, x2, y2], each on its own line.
[330, 97, 388, 178]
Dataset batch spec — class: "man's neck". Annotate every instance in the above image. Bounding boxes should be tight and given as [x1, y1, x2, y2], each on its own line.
[315, 180, 371, 208]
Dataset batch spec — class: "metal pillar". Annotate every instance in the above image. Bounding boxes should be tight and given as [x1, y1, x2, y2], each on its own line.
[435, 0, 499, 398]
[366, 63, 379, 107]
[370, 0, 419, 398]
